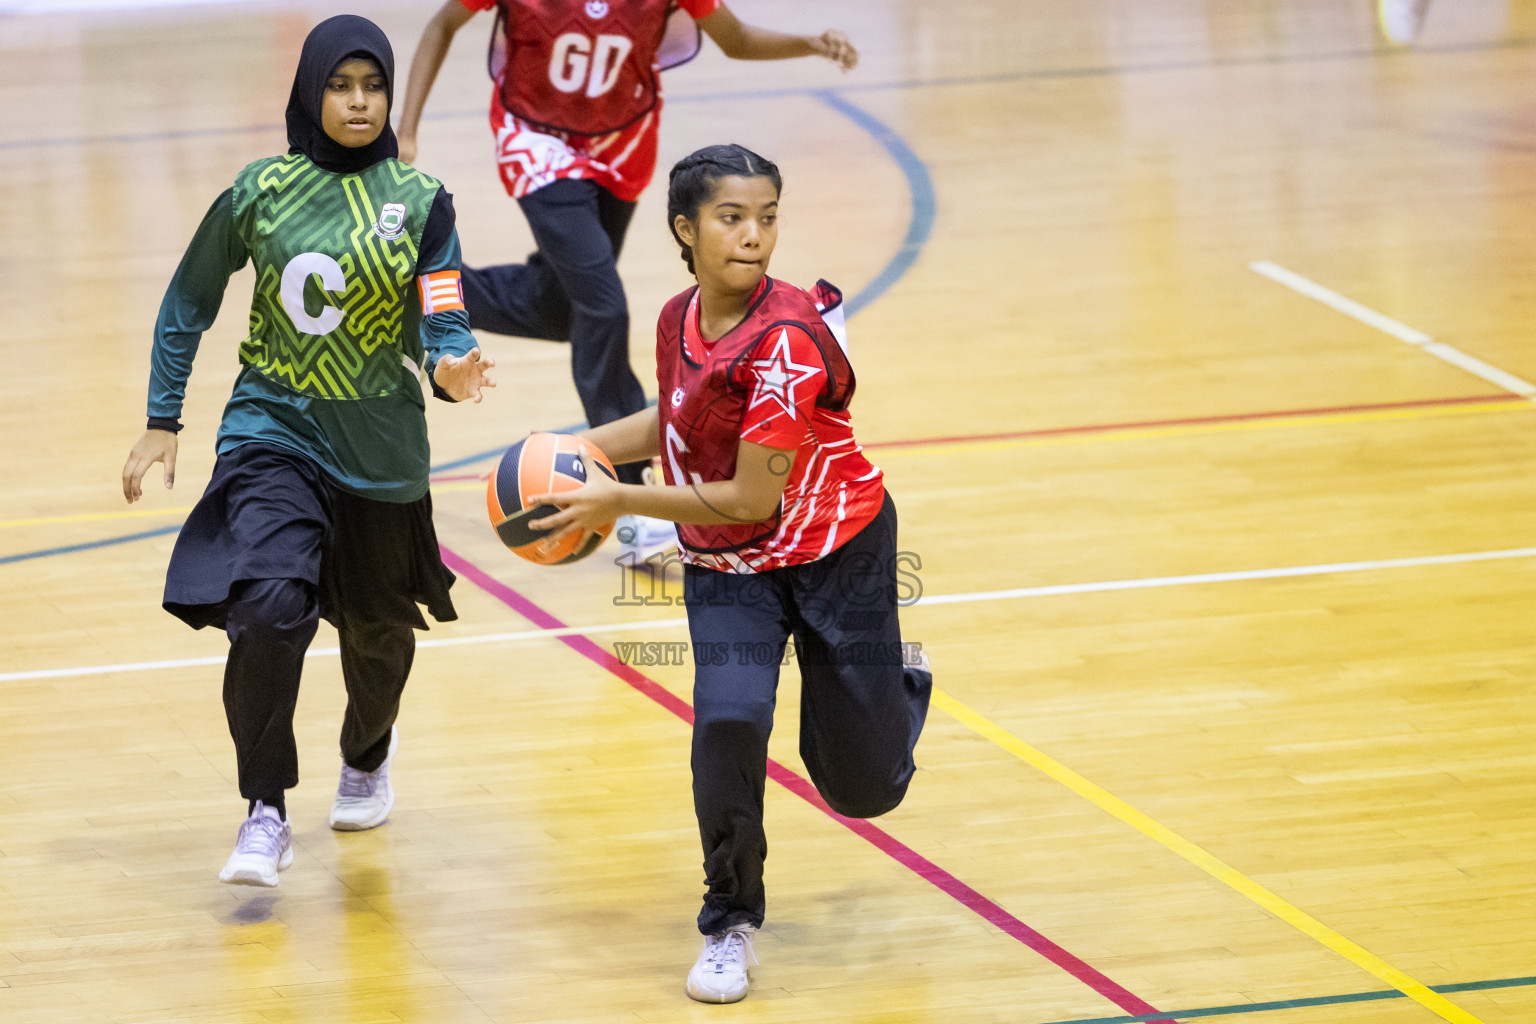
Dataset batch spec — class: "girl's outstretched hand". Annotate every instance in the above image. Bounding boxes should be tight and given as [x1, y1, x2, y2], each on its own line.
[123, 429, 178, 503]
[813, 29, 857, 71]
[433, 346, 497, 403]
[528, 452, 624, 540]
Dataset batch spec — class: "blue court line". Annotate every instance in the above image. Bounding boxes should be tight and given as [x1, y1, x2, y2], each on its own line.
[428, 411, 606, 473]
[7, 34, 1535, 154]
[4, 404, 609, 563]
[1037, 974, 1536, 1024]
[813, 90, 934, 317]
[0, 524, 182, 565]
[0, 91, 932, 564]
[429, 447, 516, 474]
[397, 90, 933, 476]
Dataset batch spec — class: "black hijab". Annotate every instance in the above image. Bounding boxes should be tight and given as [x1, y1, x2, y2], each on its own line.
[286, 15, 399, 174]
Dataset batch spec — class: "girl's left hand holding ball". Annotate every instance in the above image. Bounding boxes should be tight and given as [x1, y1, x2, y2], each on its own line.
[529, 452, 623, 540]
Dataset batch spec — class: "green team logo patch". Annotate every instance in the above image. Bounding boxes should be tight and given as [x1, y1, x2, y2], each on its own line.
[375, 202, 407, 240]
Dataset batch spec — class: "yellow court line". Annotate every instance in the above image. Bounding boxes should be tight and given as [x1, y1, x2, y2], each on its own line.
[875, 399, 1532, 459]
[435, 402, 1531, 494]
[7, 401, 1529, 529]
[0, 506, 194, 529]
[930, 688, 1487, 1024]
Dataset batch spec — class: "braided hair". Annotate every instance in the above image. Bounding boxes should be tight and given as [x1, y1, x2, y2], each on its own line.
[666, 144, 783, 276]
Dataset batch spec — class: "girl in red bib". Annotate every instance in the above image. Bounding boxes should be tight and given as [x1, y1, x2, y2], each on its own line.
[398, 2, 857, 558]
[530, 144, 932, 1004]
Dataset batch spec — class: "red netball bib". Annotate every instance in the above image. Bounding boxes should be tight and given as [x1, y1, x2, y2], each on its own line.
[491, 0, 675, 136]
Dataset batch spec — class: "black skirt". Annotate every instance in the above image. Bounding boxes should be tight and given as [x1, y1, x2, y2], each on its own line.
[163, 443, 457, 631]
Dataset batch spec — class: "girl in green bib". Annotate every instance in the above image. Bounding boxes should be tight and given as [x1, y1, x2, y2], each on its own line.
[121, 15, 494, 887]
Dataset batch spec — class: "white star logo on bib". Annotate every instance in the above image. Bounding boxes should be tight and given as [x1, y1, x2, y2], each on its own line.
[747, 328, 822, 420]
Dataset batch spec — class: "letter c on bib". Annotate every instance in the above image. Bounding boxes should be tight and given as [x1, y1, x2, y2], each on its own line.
[279, 252, 347, 336]
[664, 421, 705, 486]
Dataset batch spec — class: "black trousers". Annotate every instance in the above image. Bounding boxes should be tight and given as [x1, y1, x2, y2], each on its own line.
[164, 444, 456, 807]
[461, 178, 649, 485]
[683, 494, 932, 935]
[221, 576, 414, 804]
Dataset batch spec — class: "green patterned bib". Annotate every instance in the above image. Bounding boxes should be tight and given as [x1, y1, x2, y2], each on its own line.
[232, 154, 440, 400]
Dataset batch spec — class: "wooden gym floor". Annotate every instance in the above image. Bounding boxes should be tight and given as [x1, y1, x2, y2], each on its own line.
[2, 0, 1535, 1021]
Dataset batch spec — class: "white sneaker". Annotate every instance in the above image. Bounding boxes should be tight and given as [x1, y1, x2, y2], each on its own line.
[1378, 0, 1431, 46]
[686, 924, 757, 1003]
[615, 514, 677, 563]
[329, 727, 397, 831]
[219, 801, 293, 886]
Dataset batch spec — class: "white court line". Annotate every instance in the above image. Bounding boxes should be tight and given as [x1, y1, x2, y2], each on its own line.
[917, 546, 1536, 604]
[1249, 260, 1431, 343]
[7, 546, 1536, 683]
[1420, 342, 1536, 396]
[0, 0, 248, 12]
[1249, 260, 1536, 397]
[0, 616, 692, 683]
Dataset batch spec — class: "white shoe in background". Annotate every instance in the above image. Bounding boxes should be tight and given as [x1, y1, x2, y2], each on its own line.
[615, 514, 677, 563]
[1378, 0, 1432, 46]
[329, 727, 397, 831]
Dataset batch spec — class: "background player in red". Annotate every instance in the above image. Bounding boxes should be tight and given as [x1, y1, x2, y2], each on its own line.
[397, 0, 857, 558]
[527, 144, 933, 1003]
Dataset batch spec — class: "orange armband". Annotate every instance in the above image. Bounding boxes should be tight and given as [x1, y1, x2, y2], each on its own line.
[418, 270, 465, 314]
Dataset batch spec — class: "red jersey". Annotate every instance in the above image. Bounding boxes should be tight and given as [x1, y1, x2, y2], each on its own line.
[462, 0, 718, 201]
[655, 278, 886, 573]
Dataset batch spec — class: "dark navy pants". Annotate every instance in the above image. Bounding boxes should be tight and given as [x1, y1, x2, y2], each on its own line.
[221, 577, 416, 808]
[164, 445, 456, 810]
[461, 178, 649, 485]
[683, 494, 932, 935]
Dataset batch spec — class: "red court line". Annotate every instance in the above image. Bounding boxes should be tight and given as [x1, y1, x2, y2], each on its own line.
[431, 393, 1518, 485]
[438, 544, 1178, 1023]
[860, 392, 1517, 450]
